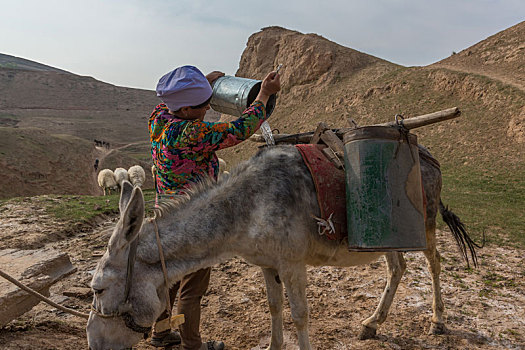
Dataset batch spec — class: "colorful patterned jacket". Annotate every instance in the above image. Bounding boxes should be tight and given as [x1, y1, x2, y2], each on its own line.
[149, 101, 267, 194]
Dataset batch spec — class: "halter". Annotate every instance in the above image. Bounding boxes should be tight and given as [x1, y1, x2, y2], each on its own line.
[90, 216, 172, 336]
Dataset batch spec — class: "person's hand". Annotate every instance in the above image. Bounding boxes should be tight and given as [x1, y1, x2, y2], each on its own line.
[260, 71, 281, 97]
[206, 71, 225, 85]
[256, 71, 281, 106]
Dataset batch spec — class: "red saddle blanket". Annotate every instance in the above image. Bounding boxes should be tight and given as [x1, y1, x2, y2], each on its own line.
[295, 144, 347, 241]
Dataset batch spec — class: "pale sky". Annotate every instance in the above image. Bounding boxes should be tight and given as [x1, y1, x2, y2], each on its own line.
[1, 0, 523, 90]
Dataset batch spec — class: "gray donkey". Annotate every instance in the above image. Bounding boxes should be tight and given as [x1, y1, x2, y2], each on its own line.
[87, 145, 478, 350]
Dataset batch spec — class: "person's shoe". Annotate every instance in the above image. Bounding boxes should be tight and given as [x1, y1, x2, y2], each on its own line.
[149, 330, 182, 347]
[201, 340, 225, 350]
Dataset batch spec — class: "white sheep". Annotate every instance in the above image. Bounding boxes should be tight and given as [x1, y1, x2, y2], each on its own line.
[128, 165, 146, 188]
[114, 167, 129, 189]
[97, 169, 118, 196]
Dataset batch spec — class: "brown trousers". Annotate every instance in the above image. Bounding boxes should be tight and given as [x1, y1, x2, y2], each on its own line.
[155, 268, 211, 350]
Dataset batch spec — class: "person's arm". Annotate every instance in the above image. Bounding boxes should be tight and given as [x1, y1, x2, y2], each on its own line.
[180, 71, 281, 150]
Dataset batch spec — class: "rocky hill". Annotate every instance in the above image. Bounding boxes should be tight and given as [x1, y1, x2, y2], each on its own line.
[0, 126, 156, 198]
[218, 24, 524, 175]
[236, 26, 397, 105]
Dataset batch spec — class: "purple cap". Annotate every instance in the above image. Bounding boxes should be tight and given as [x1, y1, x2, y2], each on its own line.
[156, 66, 212, 111]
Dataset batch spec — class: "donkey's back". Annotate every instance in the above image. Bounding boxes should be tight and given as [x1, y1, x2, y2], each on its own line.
[233, 145, 440, 267]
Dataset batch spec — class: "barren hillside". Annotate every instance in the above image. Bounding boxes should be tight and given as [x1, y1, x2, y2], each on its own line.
[0, 68, 158, 143]
[0, 127, 154, 198]
[0, 57, 161, 198]
[218, 25, 524, 174]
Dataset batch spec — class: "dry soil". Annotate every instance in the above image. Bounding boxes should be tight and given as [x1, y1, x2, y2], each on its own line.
[0, 198, 523, 350]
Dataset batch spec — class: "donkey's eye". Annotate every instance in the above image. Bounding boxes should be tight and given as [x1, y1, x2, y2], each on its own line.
[93, 288, 104, 295]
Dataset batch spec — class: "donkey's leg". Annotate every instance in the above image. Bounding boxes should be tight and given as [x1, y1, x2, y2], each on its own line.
[359, 252, 406, 340]
[423, 223, 447, 334]
[280, 264, 311, 350]
[262, 267, 284, 350]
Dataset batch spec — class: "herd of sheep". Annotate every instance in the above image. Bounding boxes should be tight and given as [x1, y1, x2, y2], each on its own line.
[97, 165, 145, 195]
[97, 159, 229, 196]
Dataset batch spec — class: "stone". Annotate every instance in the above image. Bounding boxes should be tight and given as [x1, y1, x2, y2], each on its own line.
[62, 287, 92, 299]
[0, 248, 76, 327]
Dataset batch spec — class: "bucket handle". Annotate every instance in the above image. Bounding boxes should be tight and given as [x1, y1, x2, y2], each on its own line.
[393, 114, 415, 162]
[394, 114, 405, 127]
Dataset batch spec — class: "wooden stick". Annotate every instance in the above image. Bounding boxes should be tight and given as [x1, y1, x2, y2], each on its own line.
[310, 122, 328, 145]
[320, 130, 345, 157]
[250, 131, 315, 144]
[250, 107, 461, 143]
[376, 107, 460, 129]
[322, 148, 344, 169]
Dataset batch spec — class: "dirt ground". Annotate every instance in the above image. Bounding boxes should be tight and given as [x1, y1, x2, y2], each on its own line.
[0, 198, 524, 350]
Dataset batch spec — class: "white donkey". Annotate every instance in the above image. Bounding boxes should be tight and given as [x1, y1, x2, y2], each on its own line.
[87, 145, 478, 350]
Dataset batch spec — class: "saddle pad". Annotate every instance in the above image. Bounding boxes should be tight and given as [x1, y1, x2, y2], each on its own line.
[295, 144, 346, 241]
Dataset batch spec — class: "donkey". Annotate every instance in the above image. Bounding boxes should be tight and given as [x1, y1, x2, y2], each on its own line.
[86, 145, 477, 350]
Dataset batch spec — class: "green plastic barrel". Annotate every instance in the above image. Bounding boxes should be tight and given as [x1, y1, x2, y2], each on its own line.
[343, 126, 426, 251]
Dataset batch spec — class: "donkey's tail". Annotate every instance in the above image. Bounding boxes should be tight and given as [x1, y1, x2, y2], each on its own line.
[439, 199, 485, 268]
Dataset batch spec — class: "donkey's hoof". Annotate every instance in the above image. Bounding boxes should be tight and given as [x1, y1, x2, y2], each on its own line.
[358, 325, 377, 340]
[429, 322, 448, 335]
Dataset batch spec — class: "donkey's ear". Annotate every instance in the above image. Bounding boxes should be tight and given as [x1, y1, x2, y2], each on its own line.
[119, 180, 134, 213]
[109, 186, 145, 251]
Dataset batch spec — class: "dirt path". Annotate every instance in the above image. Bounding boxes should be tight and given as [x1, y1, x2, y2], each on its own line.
[429, 63, 524, 92]
[0, 198, 524, 349]
[98, 141, 149, 162]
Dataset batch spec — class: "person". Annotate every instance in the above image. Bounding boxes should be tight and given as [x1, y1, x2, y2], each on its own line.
[149, 65, 280, 350]
[93, 158, 99, 172]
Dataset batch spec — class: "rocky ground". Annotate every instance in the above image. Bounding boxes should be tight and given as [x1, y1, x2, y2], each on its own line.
[0, 198, 524, 350]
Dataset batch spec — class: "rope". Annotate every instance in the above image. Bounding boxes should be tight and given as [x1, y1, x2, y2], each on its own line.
[0, 268, 90, 319]
[152, 216, 172, 320]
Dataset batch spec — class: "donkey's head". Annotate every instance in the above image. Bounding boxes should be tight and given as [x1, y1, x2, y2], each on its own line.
[87, 181, 164, 350]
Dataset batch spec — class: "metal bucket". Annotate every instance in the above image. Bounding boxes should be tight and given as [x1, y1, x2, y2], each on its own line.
[210, 76, 277, 117]
[343, 126, 426, 251]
